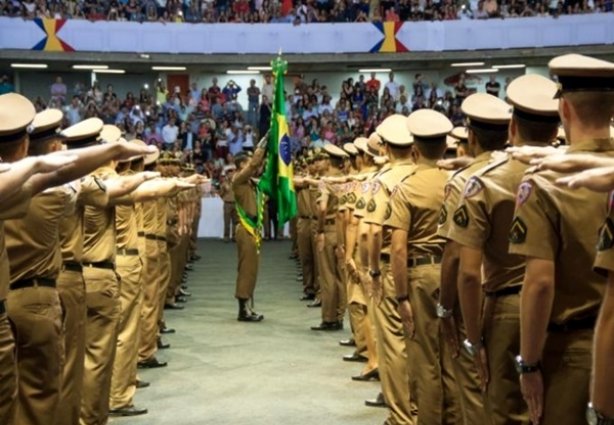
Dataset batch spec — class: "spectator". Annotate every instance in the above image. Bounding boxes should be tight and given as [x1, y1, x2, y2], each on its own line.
[384, 71, 400, 100]
[247, 79, 261, 127]
[0, 75, 14, 94]
[222, 80, 241, 103]
[208, 77, 222, 103]
[162, 116, 179, 149]
[454, 74, 469, 102]
[259, 94, 272, 136]
[65, 95, 83, 125]
[485, 75, 501, 97]
[50, 76, 67, 104]
[365, 72, 381, 94]
[262, 74, 273, 101]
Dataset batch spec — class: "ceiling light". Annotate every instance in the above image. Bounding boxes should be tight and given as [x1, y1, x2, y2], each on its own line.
[451, 62, 485, 67]
[11, 63, 48, 69]
[151, 66, 186, 71]
[227, 70, 260, 75]
[73, 65, 109, 70]
[465, 68, 499, 74]
[94, 69, 126, 74]
[358, 68, 392, 73]
[139, 54, 150, 59]
[493, 64, 526, 69]
[247, 66, 272, 71]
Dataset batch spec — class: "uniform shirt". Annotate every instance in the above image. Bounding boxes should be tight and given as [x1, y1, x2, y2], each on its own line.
[83, 166, 118, 264]
[5, 186, 71, 283]
[509, 139, 614, 324]
[232, 148, 266, 219]
[386, 163, 448, 257]
[154, 197, 168, 238]
[594, 190, 614, 275]
[219, 180, 234, 203]
[363, 161, 416, 256]
[141, 198, 158, 235]
[317, 168, 343, 221]
[297, 184, 312, 218]
[447, 155, 527, 293]
[352, 166, 381, 219]
[308, 181, 320, 223]
[59, 176, 108, 264]
[115, 170, 139, 251]
[438, 151, 495, 238]
[0, 191, 32, 300]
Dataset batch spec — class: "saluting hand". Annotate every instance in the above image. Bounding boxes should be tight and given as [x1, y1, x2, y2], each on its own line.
[507, 145, 561, 165]
[555, 165, 614, 192]
[533, 152, 606, 173]
[36, 153, 78, 172]
[437, 156, 473, 171]
[520, 370, 544, 425]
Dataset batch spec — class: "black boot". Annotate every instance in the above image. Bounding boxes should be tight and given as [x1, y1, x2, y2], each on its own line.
[237, 299, 264, 322]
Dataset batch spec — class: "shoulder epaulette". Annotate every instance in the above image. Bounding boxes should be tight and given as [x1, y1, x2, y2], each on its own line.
[475, 155, 510, 177]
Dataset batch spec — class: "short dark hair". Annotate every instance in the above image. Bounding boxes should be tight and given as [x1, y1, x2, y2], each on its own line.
[0, 136, 27, 162]
[565, 92, 614, 129]
[514, 115, 558, 144]
[470, 126, 508, 151]
[414, 137, 446, 160]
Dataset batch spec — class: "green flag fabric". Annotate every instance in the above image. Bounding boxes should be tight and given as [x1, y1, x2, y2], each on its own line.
[257, 56, 298, 225]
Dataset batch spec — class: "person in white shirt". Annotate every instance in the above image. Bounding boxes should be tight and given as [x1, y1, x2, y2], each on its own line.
[162, 117, 179, 148]
[262, 74, 274, 101]
[318, 96, 334, 115]
[385, 71, 399, 100]
[395, 95, 412, 113]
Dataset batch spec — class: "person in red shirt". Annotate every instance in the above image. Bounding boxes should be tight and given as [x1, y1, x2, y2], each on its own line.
[365, 72, 381, 95]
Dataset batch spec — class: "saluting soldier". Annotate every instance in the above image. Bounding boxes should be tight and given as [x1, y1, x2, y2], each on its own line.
[295, 153, 317, 301]
[509, 54, 614, 425]
[448, 74, 560, 425]
[364, 114, 417, 425]
[233, 134, 268, 322]
[387, 109, 461, 425]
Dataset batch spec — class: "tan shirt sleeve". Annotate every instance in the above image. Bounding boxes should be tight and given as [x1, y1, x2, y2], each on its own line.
[508, 177, 558, 261]
[447, 176, 490, 250]
[594, 191, 614, 274]
[363, 180, 390, 226]
[385, 184, 411, 231]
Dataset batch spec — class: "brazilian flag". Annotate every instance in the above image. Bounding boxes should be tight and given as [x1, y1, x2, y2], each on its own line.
[258, 56, 297, 225]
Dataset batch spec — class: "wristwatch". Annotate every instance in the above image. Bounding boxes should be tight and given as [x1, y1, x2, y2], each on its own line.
[369, 269, 382, 278]
[587, 403, 614, 425]
[436, 303, 453, 319]
[514, 355, 541, 374]
[395, 294, 409, 303]
[462, 338, 483, 356]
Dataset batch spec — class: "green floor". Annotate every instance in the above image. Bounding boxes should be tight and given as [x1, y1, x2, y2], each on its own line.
[113, 239, 386, 425]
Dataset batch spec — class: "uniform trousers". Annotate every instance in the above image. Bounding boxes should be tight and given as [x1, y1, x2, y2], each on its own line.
[7, 284, 62, 425]
[290, 217, 298, 254]
[406, 264, 461, 425]
[297, 218, 315, 296]
[138, 238, 160, 362]
[223, 202, 237, 240]
[235, 224, 259, 300]
[482, 292, 529, 425]
[449, 311, 485, 425]
[80, 267, 120, 425]
[0, 308, 16, 425]
[166, 236, 184, 305]
[540, 328, 593, 425]
[346, 249, 368, 357]
[110, 254, 143, 410]
[55, 270, 87, 425]
[156, 241, 170, 325]
[318, 224, 346, 323]
[309, 221, 322, 298]
[374, 263, 415, 425]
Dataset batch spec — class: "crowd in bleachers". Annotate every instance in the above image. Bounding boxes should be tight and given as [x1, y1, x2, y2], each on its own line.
[1, 71, 507, 181]
[0, 0, 610, 23]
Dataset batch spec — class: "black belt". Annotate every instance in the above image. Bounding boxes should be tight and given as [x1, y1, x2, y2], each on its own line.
[485, 285, 522, 298]
[144, 234, 167, 242]
[62, 261, 83, 272]
[137, 231, 145, 237]
[380, 253, 442, 267]
[117, 248, 139, 256]
[82, 261, 115, 270]
[10, 277, 56, 291]
[548, 316, 597, 333]
[0, 299, 5, 315]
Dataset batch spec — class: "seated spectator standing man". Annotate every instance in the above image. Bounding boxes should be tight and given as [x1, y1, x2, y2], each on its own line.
[223, 80, 242, 103]
[50, 76, 67, 105]
[385, 72, 399, 101]
[247, 80, 261, 128]
[232, 133, 268, 322]
[485, 75, 501, 98]
[162, 117, 179, 150]
[366, 72, 381, 95]
[510, 54, 614, 425]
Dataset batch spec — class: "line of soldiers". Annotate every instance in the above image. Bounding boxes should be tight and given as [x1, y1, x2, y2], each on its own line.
[0, 92, 207, 425]
[278, 53, 613, 425]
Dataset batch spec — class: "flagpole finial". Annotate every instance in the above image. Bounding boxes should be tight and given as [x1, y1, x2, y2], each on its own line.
[278, 47, 282, 56]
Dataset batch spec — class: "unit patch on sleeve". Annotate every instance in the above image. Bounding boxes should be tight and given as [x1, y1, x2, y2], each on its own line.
[453, 205, 469, 228]
[463, 178, 483, 199]
[367, 199, 377, 213]
[598, 217, 614, 251]
[439, 205, 448, 226]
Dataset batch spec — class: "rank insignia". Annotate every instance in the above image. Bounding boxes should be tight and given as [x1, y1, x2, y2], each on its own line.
[509, 217, 528, 244]
[439, 206, 448, 225]
[453, 205, 469, 228]
[340, 194, 348, 204]
[356, 198, 366, 209]
[598, 217, 614, 251]
[361, 182, 370, 193]
[371, 182, 381, 195]
[463, 178, 483, 199]
[347, 193, 357, 204]
[367, 199, 376, 213]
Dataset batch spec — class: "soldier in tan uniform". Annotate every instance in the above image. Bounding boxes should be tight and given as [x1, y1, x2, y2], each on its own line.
[447, 75, 560, 425]
[311, 143, 349, 331]
[307, 151, 326, 308]
[388, 109, 462, 425]
[77, 124, 160, 425]
[436, 93, 510, 425]
[295, 154, 317, 301]
[0, 95, 88, 425]
[509, 54, 614, 425]
[233, 138, 267, 321]
[364, 115, 417, 425]
[220, 166, 237, 242]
